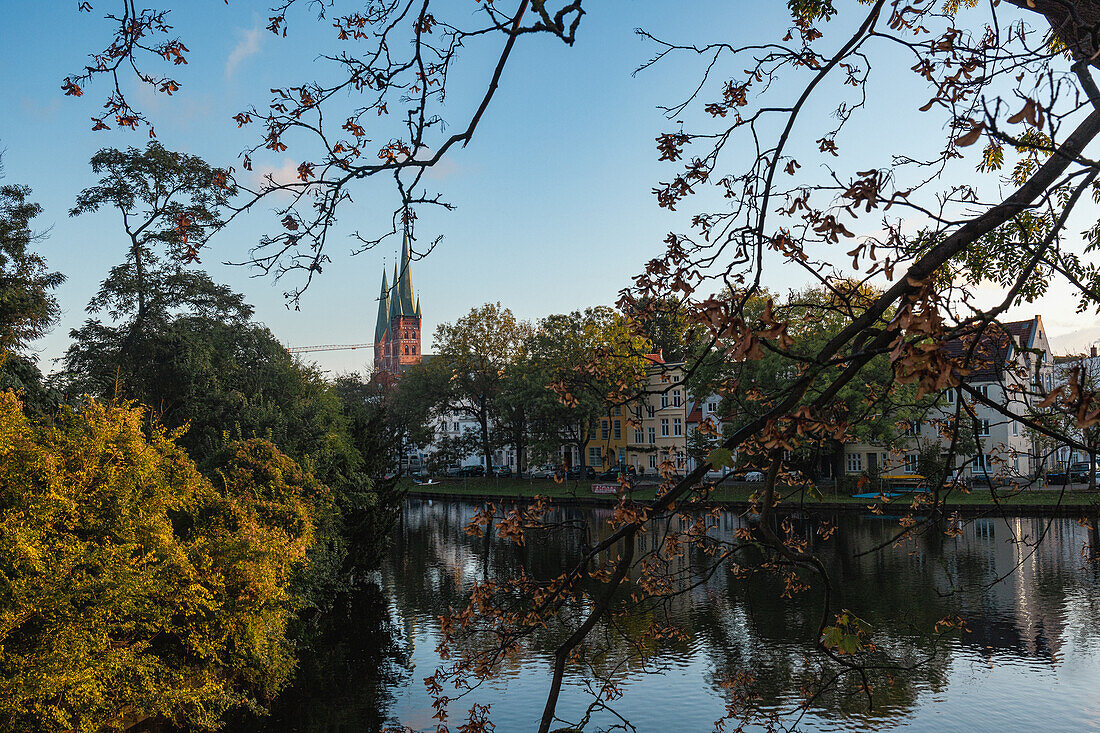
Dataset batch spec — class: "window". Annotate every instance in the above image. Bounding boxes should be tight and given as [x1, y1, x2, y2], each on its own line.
[672, 390, 681, 407]
[673, 418, 682, 437]
[977, 384, 990, 399]
[601, 420, 609, 440]
[589, 446, 602, 465]
[404, 346, 409, 355]
[649, 455, 656, 469]
[618, 448, 625, 464]
[975, 453, 991, 472]
[904, 420, 920, 437]
[634, 429, 644, 443]
[946, 388, 956, 403]
[846, 452, 863, 473]
[904, 454, 919, 473]
[661, 394, 669, 408]
[612, 406, 621, 416]
[977, 419, 990, 437]
[673, 375, 680, 382]
[648, 427, 656, 444]
[1012, 420, 1018, 436]
[411, 345, 416, 354]
[706, 401, 717, 413]
[661, 418, 670, 437]
[613, 420, 622, 439]
[453, 422, 459, 431]
[646, 405, 655, 418]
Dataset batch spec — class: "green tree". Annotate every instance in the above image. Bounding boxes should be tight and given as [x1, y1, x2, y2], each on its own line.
[432, 303, 532, 475]
[493, 354, 544, 475]
[527, 307, 651, 475]
[0, 393, 323, 732]
[688, 285, 920, 481]
[0, 166, 64, 357]
[621, 295, 702, 363]
[68, 142, 235, 355]
[0, 158, 66, 414]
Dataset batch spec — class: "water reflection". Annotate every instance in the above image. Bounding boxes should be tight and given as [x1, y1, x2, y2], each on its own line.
[230, 583, 408, 733]
[378, 500, 1100, 732]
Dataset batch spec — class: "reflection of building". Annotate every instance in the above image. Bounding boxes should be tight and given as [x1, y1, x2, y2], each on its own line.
[373, 233, 423, 374]
[955, 515, 1079, 660]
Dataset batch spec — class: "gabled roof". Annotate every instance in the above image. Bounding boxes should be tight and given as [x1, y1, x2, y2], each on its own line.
[1003, 318, 1035, 348]
[941, 316, 1041, 382]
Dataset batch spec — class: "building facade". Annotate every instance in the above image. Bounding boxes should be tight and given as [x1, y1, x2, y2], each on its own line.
[842, 316, 1053, 483]
[625, 355, 690, 476]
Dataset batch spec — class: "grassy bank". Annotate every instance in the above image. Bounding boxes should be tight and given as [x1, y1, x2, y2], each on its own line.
[401, 477, 1100, 512]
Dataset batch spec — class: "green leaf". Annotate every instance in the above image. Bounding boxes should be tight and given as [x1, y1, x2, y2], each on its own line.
[839, 635, 862, 655]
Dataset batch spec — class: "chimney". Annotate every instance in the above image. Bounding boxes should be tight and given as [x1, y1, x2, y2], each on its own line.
[1092, 345, 1097, 359]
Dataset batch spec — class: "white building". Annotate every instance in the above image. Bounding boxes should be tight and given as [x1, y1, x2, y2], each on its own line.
[843, 316, 1053, 484]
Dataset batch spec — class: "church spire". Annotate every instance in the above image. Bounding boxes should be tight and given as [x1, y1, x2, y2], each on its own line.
[374, 269, 391, 342]
[394, 232, 417, 317]
[389, 261, 400, 322]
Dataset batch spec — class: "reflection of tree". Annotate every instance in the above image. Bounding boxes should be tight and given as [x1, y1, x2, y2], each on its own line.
[381, 501, 1099, 730]
[229, 584, 408, 733]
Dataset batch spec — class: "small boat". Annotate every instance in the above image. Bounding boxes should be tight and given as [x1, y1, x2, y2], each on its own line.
[851, 491, 902, 499]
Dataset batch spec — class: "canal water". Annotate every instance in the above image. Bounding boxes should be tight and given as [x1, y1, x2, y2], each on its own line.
[253, 498, 1100, 732]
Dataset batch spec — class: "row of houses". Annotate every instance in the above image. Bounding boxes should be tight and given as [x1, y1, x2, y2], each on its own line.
[418, 315, 1089, 484]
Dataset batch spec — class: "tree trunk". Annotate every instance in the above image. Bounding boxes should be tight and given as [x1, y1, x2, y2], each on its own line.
[480, 400, 492, 476]
[832, 440, 845, 493]
[1090, 447, 1097, 492]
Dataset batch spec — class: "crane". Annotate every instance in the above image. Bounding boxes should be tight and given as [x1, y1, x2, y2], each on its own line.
[286, 342, 374, 354]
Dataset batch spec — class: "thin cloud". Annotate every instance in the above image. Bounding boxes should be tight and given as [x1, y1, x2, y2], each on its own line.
[251, 157, 300, 198]
[226, 24, 263, 78]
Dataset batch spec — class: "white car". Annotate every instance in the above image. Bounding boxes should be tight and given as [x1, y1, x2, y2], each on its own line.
[526, 465, 559, 479]
[744, 471, 765, 482]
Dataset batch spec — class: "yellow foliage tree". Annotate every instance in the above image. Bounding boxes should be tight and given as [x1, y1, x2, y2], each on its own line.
[0, 393, 327, 732]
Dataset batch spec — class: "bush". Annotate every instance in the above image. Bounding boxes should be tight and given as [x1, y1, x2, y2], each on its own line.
[0, 394, 324, 731]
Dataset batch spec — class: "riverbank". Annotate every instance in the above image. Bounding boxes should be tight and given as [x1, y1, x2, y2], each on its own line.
[403, 477, 1100, 516]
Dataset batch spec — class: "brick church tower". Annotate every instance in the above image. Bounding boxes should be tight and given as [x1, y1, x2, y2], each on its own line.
[373, 233, 422, 374]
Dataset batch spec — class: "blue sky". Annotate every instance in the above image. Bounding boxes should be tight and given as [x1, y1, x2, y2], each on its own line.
[3, 2, 1099, 375]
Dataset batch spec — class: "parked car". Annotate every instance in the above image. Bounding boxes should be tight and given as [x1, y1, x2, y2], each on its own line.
[527, 465, 558, 479]
[456, 465, 485, 477]
[494, 466, 513, 478]
[1070, 462, 1097, 483]
[597, 466, 635, 482]
[566, 466, 596, 480]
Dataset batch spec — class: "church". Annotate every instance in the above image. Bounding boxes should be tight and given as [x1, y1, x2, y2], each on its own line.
[373, 233, 423, 374]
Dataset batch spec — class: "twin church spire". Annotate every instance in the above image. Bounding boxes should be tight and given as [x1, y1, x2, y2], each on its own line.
[373, 232, 423, 373]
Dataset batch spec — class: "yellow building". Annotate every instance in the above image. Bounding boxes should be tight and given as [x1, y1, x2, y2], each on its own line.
[626, 354, 689, 478]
